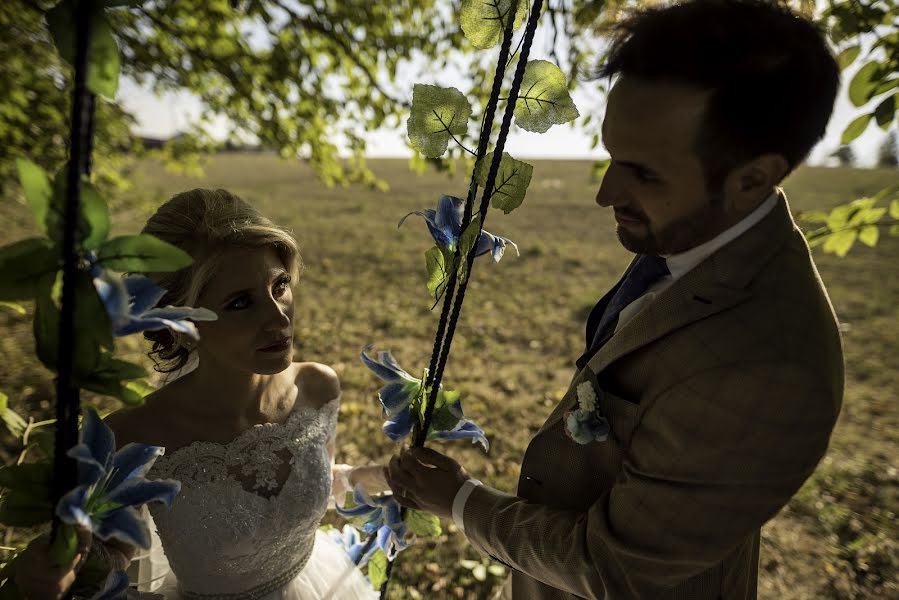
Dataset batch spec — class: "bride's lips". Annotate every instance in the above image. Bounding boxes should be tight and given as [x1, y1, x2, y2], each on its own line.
[258, 336, 292, 352]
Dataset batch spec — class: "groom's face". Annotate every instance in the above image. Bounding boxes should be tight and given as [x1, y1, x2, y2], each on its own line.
[595, 77, 731, 256]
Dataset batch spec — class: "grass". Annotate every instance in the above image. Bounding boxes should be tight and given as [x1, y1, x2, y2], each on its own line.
[1, 155, 897, 599]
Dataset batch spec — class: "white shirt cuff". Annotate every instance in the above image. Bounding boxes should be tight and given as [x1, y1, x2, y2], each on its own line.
[452, 478, 482, 535]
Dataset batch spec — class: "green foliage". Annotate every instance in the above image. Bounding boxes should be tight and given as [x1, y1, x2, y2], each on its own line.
[474, 152, 534, 214]
[799, 184, 899, 257]
[460, 0, 528, 49]
[47, 0, 121, 98]
[0, 393, 28, 440]
[0, 463, 52, 527]
[367, 548, 388, 591]
[96, 233, 193, 272]
[513, 60, 580, 133]
[459, 557, 506, 582]
[407, 85, 473, 158]
[405, 509, 442, 538]
[0, 239, 58, 302]
[424, 245, 450, 302]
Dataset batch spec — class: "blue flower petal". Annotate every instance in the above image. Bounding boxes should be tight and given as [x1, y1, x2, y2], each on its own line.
[55, 485, 93, 530]
[89, 569, 130, 600]
[436, 195, 465, 243]
[80, 408, 115, 478]
[93, 271, 130, 328]
[379, 383, 414, 417]
[108, 444, 165, 489]
[491, 233, 519, 262]
[335, 503, 377, 518]
[106, 479, 180, 508]
[383, 407, 414, 442]
[376, 525, 393, 555]
[67, 443, 107, 486]
[377, 351, 414, 380]
[430, 419, 490, 451]
[94, 506, 151, 548]
[124, 275, 167, 315]
[360, 346, 405, 382]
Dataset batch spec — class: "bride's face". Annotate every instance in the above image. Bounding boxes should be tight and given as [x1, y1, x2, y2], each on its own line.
[192, 245, 296, 375]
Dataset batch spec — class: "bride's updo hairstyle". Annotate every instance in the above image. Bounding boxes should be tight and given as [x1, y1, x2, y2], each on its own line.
[140, 188, 301, 373]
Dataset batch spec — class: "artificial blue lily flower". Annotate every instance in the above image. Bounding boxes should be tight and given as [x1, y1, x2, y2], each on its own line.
[398, 195, 519, 262]
[327, 524, 378, 567]
[89, 569, 129, 600]
[360, 347, 489, 450]
[91, 264, 217, 340]
[56, 408, 181, 549]
[336, 485, 410, 560]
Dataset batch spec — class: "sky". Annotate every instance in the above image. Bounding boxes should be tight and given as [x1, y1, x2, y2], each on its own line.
[118, 9, 893, 167]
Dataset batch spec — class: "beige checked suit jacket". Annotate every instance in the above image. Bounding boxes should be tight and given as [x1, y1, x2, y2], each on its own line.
[464, 194, 844, 599]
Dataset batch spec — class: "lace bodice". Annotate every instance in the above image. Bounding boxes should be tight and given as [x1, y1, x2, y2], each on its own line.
[147, 397, 339, 597]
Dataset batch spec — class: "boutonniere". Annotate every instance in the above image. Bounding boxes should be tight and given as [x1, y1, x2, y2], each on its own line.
[563, 381, 610, 444]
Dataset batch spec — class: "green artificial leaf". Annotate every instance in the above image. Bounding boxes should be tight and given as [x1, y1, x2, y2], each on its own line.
[0, 238, 58, 302]
[513, 60, 580, 133]
[47, 168, 110, 249]
[407, 84, 472, 158]
[890, 199, 899, 219]
[841, 114, 871, 144]
[405, 509, 442, 537]
[71, 270, 113, 378]
[823, 230, 857, 257]
[49, 524, 79, 566]
[474, 152, 533, 214]
[124, 379, 156, 401]
[848, 61, 881, 107]
[429, 389, 462, 432]
[367, 549, 388, 591]
[858, 225, 879, 247]
[46, 1, 121, 98]
[15, 159, 52, 233]
[97, 234, 193, 272]
[873, 93, 897, 129]
[0, 392, 28, 439]
[76, 353, 150, 406]
[0, 463, 52, 496]
[797, 210, 830, 224]
[425, 245, 449, 301]
[456, 219, 481, 281]
[836, 46, 861, 70]
[460, 0, 528, 49]
[33, 275, 61, 370]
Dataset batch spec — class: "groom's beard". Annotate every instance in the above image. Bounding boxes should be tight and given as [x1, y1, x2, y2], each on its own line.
[616, 194, 729, 256]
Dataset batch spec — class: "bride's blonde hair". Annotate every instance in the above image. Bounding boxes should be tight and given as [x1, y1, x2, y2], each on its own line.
[140, 188, 301, 373]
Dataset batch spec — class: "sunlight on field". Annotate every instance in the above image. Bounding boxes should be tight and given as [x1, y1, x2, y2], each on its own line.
[1, 155, 896, 599]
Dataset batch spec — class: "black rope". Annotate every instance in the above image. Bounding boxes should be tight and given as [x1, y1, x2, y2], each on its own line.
[50, 0, 96, 554]
[374, 2, 546, 598]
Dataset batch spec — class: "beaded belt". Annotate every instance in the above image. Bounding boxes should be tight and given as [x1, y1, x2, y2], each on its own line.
[181, 553, 312, 600]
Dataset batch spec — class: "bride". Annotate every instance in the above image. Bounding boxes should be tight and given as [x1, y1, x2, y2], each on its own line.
[18, 188, 386, 599]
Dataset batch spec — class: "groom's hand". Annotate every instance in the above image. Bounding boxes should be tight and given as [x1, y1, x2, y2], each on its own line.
[386, 447, 470, 520]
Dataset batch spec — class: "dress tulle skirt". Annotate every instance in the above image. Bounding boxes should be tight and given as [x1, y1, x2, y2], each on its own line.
[134, 530, 378, 600]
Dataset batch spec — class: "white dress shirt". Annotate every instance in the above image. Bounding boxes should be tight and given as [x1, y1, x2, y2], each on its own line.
[451, 190, 780, 535]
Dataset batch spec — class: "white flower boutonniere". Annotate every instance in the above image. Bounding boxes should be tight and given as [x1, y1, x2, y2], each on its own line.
[563, 381, 610, 444]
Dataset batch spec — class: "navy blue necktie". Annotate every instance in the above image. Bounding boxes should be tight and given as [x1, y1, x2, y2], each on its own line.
[591, 254, 670, 348]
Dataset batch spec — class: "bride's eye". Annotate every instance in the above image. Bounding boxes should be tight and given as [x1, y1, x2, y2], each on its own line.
[273, 275, 292, 297]
[226, 295, 250, 311]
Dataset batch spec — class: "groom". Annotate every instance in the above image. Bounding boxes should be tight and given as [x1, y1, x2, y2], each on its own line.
[386, 1, 845, 599]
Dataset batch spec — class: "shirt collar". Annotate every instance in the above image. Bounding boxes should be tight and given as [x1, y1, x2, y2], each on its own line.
[662, 190, 780, 281]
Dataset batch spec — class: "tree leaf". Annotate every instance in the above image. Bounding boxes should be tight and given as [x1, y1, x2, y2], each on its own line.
[822, 230, 857, 257]
[15, 159, 52, 234]
[33, 275, 61, 370]
[848, 61, 881, 107]
[796, 210, 830, 224]
[97, 234, 193, 272]
[858, 225, 879, 247]
[841, 114, 871, 144]
[405, 509, 442, 537]
[460, 0, 528, 49]
[46, 1, 121, 98]
[407, 84, 472, 158]
[0, 463, 51, 495]
[0, 238, 59, 302]
[513, 60, 580, 133]
[873, 93, 897, 130]
[836, 45, 860, 70]
[456, 219, 481, 281]
[0, 302, 26, 315]
[367, 548, 388, 591]
[890, 199, 899, 219]
[47, 169, 110, 249]
[71, 271, 113, 377]
[474, 152, 534, 214]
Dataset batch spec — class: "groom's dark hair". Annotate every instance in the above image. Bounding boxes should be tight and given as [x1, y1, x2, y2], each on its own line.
[592, 0, 839, 191]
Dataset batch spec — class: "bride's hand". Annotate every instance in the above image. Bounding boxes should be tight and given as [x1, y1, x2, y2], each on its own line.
[14, 528, 91, 600]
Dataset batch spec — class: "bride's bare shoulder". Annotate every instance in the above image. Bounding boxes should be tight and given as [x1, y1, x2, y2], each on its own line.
[293, 361, 340, 409]
[104, 383, 184, 449]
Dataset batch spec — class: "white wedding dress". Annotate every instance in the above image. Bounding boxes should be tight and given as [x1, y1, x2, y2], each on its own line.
[129, 358, 378, 599]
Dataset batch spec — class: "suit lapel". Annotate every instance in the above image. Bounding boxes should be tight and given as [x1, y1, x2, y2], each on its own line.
[542, 193, 797, 433]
